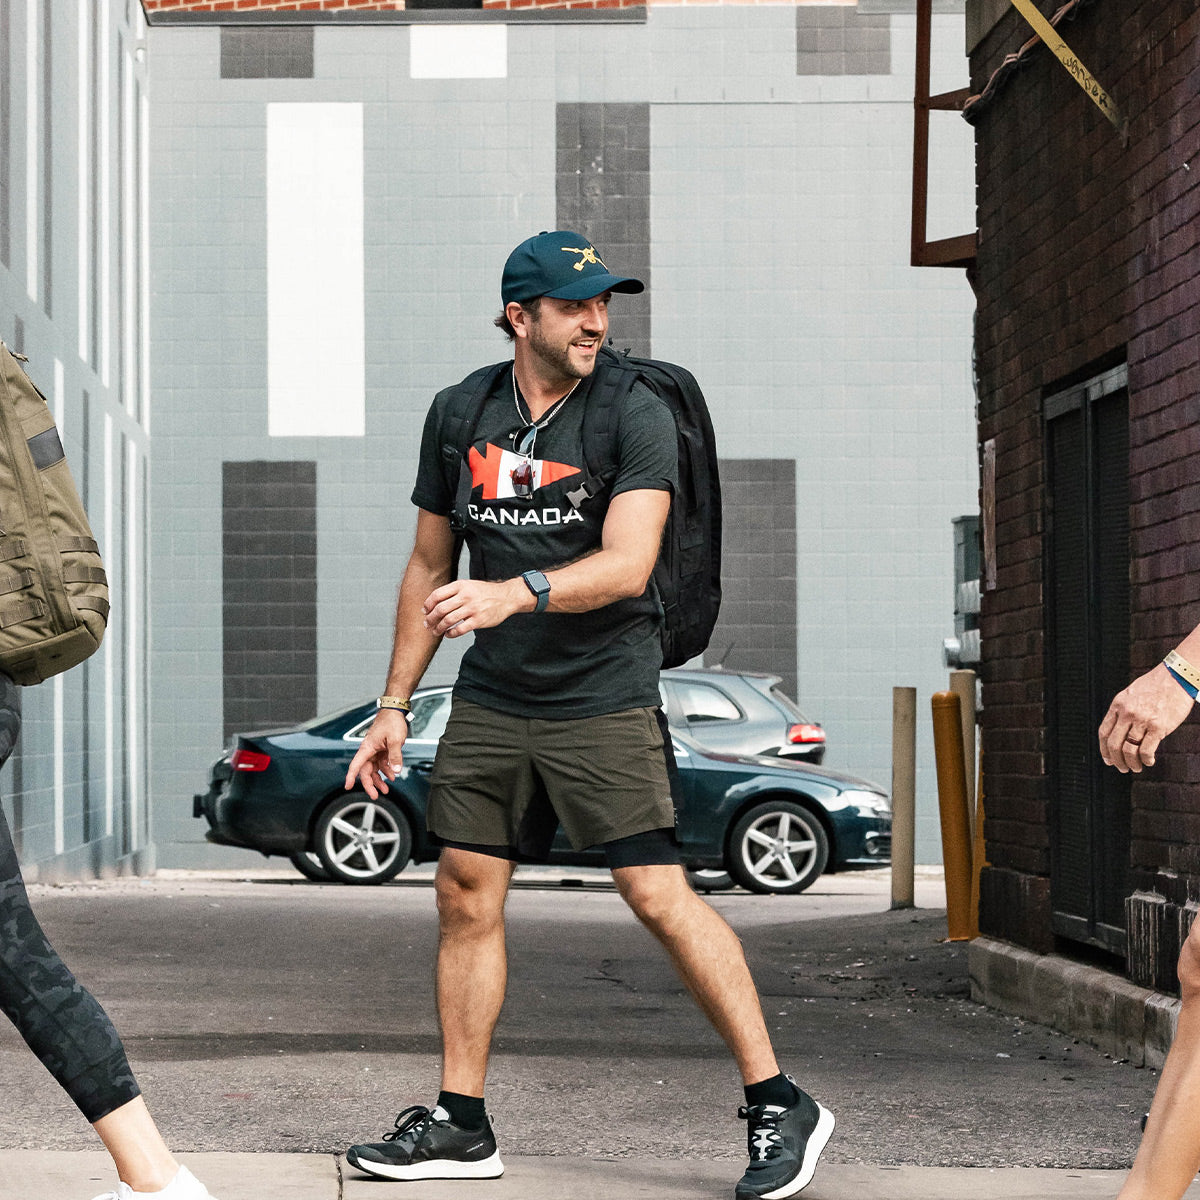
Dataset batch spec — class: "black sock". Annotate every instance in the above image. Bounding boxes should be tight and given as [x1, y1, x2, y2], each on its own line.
[744, 1073, 799, 1110]
[437, 1090, 487, 1129]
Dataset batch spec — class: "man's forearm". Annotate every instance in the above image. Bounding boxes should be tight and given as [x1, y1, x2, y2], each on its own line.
[384, 557, 450, 697]
[539, 546, 653, 613]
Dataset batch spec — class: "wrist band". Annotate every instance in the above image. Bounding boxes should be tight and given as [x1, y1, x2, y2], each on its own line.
[1165, 665, 1200, 702]
[377, 695, 411, 712]
[1164, 650, 1200, 692]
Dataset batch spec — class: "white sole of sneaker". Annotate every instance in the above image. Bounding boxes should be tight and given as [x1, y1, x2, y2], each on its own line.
[347, 1149, 504, 1181]
[760, 1104, 834, 1200]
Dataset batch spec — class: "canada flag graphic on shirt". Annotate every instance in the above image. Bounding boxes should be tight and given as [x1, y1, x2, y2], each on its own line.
[469, 442, 581, 501]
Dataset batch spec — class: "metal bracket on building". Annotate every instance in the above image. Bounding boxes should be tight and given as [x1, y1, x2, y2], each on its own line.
[911, 0, 978, 268]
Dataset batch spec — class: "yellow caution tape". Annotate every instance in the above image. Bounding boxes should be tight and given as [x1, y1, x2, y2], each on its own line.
[1009, 0, 1123, 130]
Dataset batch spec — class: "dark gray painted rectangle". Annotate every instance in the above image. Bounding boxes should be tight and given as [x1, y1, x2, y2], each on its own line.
[797, 8, 891, 77]
[556, 103, 651, 357]
[222, 461, 318, 741]
[708, 459, 797, 699]
[220, 27, 314, 79]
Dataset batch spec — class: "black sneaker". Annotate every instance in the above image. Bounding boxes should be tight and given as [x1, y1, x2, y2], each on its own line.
[735, 1081, 834, 1199]
[346, 1104, 504, 1181]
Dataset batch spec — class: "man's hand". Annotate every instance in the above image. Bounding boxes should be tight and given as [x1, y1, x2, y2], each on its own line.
[1099, 663, 1196, 773]
[423, 578, 531, 638]
[344, 708, 411, 798]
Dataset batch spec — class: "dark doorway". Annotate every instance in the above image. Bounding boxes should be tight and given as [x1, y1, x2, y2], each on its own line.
[1045, 365, 1131, 954]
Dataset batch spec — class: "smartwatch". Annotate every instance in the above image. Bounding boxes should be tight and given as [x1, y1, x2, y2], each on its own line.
[521, 569, 551, 614]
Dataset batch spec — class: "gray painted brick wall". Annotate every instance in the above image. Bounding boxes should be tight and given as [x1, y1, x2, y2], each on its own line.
[150, 9, 977, 869]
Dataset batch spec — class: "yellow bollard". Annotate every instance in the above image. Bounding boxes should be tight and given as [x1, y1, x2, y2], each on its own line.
[931, 691, 974, 941]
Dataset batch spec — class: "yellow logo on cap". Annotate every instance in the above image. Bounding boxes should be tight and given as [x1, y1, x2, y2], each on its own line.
[562, 245, 607, 272]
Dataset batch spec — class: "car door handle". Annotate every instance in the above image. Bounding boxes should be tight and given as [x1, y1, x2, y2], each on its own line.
[408, 760, 434, 775]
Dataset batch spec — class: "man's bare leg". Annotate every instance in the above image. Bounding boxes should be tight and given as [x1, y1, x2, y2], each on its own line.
[435, 848, 517, 1096]
[1118, 923, 1200, 1200]
[611, 862, 778, 1083]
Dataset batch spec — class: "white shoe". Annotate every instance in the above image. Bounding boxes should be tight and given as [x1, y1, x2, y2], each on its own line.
[91, 1165, 217, 1200]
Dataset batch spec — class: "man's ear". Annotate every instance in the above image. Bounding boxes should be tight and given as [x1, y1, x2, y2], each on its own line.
[506, 301, 530, 340]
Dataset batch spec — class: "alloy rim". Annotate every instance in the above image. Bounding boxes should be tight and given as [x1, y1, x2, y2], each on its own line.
[324, 801, 402, 879]
[739, 810, 818, 888]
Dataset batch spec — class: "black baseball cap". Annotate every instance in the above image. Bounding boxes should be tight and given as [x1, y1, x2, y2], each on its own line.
[501, 230, 645, 305]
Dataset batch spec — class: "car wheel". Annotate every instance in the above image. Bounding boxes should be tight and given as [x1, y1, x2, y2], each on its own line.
[727, 800, 829, 895]
[688, 868, 737, 893]
[288, 851, 332, 882]
[314, 795, 412, 885]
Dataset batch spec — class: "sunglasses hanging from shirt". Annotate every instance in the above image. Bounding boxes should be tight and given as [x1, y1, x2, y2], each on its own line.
[510, 372, 578, 499]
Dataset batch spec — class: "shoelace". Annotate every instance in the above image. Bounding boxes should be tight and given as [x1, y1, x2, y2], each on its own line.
[382, 1104, 440, 1149]
[738, 1104, 785, 1162]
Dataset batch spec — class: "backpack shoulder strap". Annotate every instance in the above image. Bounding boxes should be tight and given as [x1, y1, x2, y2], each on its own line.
[439, 361, 510, 533]
[566, 347, 637, 511]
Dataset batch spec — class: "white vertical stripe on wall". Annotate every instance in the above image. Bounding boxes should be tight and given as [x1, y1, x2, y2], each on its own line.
[103, 413, 114, 837]
[140, 89, 149, 433]
[24, 0, 38, 304]
[266, 103, 365, 438]
[77, 2, 90, 360]
[52, 358, 65, 855]
[409, 26, 507, 79]
[125, 437, 138, 851]
[122, 47, 135, 416]
[98, 1, 111, 389]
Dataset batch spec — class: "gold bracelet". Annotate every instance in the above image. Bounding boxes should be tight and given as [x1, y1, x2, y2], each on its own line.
[377, 695, 412, 712]
[1164, 650, 1200, 690]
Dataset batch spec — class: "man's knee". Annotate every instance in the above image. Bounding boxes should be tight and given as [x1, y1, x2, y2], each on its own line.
[1179, 921, 1200, 1003]
[435, 852, 510, 932]
[613, 864, 692, 929]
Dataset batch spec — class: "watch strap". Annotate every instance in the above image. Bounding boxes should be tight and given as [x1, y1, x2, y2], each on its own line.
[377, 695, 412, 712]
[522, 569, 550, 614]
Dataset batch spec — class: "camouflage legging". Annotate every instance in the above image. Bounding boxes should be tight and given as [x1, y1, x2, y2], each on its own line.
[0, 674, 141, 1123]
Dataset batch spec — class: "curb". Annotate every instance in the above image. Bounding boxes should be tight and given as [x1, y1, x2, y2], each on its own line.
[969, 936, 1179, 1069]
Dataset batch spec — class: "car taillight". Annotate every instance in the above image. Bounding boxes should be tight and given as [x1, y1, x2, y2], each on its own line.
[231, 749, 271, 772]
[787, 724, 825, 745]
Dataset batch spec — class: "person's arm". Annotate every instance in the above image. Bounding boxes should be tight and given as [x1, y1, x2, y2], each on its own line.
[343, 509, 457, 798]
[1099, 624, 1200, 773]
[421, 487, 670, 638]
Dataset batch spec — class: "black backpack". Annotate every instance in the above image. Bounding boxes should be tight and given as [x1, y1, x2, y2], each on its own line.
[440, 346, 722, 669]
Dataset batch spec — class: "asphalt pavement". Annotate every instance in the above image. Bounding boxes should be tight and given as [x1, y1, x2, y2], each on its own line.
[1, 865, 1195, 1199]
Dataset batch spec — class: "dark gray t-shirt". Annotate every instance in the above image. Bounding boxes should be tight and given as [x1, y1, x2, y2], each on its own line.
[412, 362, 677, 719]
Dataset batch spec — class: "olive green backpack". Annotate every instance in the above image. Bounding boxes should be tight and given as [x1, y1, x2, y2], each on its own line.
[0, 342, 108, 685]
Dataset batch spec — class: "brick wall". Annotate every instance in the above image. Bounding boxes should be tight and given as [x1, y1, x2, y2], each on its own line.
[970, 0, 1200, 965]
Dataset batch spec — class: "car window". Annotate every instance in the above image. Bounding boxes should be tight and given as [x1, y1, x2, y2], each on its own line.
[670, 681, 743, 724]
[408, 692, 451, 741]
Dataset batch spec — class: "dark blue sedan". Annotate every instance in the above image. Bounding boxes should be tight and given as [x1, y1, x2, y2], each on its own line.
[194, 686, 890, 894]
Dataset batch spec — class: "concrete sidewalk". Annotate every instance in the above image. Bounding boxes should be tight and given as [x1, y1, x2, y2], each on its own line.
[8, 1153, 1200, 1200]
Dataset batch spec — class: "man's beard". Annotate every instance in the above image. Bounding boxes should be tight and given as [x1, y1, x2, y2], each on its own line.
[527, 321, 597, 382]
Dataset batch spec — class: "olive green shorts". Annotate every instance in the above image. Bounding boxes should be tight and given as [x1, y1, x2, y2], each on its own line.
[427, 698, 678, 859]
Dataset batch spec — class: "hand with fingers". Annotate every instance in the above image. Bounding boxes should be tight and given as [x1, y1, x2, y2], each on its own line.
[1098, 663, 1196, 774]
[422, 577, 529, 639]
[344, 709, 410, 799]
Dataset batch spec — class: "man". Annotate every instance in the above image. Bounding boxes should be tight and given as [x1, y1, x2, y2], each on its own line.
[341, 231, 833, 1199]
[1099, 626, 1200, 1200]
